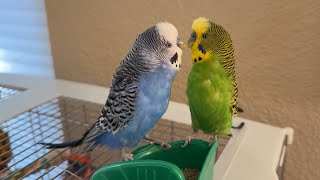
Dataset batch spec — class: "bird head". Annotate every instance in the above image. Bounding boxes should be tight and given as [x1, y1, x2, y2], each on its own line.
[133, 22, 184, 71]
[188, 17, 233, 64]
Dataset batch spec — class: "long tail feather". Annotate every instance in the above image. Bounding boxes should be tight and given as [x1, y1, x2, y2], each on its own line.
[39, 139, 83, 149]
[232, 122, 245, 129]
[39, 125, 93, 149]
[237, 107, 244, 113]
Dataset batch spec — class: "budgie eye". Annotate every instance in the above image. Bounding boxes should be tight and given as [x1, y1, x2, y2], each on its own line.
[191, 32, 196, 39]
[166, 42, 172, 48]
[202, 34, 207, 39]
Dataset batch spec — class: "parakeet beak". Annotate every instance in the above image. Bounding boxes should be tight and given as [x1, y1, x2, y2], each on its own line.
[188, 38, 194, 48]
[177, 41, 185, 49]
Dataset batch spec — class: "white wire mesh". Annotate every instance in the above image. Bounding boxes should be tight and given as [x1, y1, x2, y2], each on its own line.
[0, 85, 24, 101]
[0, 96, 229, 180]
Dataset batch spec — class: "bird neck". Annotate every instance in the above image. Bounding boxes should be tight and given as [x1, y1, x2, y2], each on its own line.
[192, 55, 227, 76]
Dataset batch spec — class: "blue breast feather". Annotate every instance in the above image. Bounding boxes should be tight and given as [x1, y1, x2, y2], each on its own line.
[97, 65, 177, 148]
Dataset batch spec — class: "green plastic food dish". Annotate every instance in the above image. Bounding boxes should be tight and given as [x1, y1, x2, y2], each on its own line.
[91, 139, 218, 180]
[91, 160, 185, 180]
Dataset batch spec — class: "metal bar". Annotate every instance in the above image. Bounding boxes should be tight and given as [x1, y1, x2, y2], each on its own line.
[0, 100, 60, 133]
[35, 144, 89, 180]
[0, 113, 61, 149]
[170, 121, 174, 141]
[0, 111, 65, 156]
[65, 149, 114, 180]
[19, 114, 92, 178]
[0, 115, 88, 174]
[0, 117, 62, 168]
[20, 147, 70, 179]
[0, 114, 30, 135]
[0, 86, 22, 100]
[0, 126, 63, 173]
[0, 101, 90, 143]
[0, 97, 211, 180]
[6, 120, 89, 179]
[57, 149, 110, 180]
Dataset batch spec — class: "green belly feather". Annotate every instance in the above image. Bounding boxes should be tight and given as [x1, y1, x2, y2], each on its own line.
[187, 56, 233, 135]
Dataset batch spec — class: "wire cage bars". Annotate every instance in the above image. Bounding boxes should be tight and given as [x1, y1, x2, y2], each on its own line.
[0, 96, 230, 180]
[0, 85, 24, 101]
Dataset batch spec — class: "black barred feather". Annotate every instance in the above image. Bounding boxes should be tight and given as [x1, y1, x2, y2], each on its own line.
[202, 23, 241, 117]
[85, 26, 167, 142]
[40, 25, 170, 149]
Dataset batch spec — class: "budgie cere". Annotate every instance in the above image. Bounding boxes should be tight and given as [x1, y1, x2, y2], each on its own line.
[41, 22, 184, 160]
[184, 17, 244, 146]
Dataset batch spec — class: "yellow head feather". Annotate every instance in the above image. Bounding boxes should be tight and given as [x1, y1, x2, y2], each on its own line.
[192, 17, 210, 35]
[190, 17, 212, 64]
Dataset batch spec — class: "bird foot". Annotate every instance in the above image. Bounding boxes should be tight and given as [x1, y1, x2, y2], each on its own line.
[143, 136, 171, 149]
[181, 136, 192, 148]
[121, 148, 133, 161]
[208, 135, 218, 147]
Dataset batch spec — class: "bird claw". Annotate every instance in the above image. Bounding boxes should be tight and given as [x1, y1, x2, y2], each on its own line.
[143, 136, 171, 149]
[121, 148, 133, 161]
[152, 140, 171, 149]
[143, 139, 154, 145]
[208, 135, 219, 147]
[181, 136, 192, 148]
[122, 153, 133, 161]
[161, 142, 171, 149]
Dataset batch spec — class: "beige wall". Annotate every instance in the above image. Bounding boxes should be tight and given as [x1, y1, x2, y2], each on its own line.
[45, 0, 320, 179]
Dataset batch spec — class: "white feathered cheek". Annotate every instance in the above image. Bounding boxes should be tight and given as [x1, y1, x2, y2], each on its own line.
[169, 47, 182, 70]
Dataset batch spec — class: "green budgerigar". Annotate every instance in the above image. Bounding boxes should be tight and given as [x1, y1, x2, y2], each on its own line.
[183, 17, 244, 146]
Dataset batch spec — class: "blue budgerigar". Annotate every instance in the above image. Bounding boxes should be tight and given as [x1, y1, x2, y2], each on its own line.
[41, 22, 184, 160]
